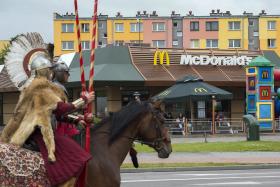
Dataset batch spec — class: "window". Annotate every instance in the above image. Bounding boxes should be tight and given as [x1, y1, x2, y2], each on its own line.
[228, 39, 241, 48]
[190, 21, 199, 31]
[152, 40, 166, 48]
[206, 39, 218, 48]
[81, 41, 90, 50]
[173, 40, 178, 46]
[197, 101, 206, 119]
[177, 31, 183, 37]
[130, 23, 143, 32]
[173, 22, 178, 27]
[268, 39, 276, 48]
[62, 23, 74, 33]
[98, 22, 103, 29]
[81, 23, 89, 32]
[62, 41, 74, 50]
[190, 39, 200, 48]
[130, 40, 143, 44]
[253, 32, 259, 37]
[103, 33, 107, 38]
[249, 21, 254, 27]
[152, 22, 165, 32]
[115, 23, 124, 32]
[115, 40, 124, 46]
[228, 21, 241, 30]
[206, 21, 219, 31]
[267, 21, 276, 30]
[249, 39, 254, 45]
[98, 41, 103, 46]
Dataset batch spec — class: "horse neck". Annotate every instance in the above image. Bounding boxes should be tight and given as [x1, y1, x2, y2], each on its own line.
[90, 119, 140, 167]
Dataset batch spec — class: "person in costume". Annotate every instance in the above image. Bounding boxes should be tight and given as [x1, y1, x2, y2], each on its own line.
[0, 32, 93, 187]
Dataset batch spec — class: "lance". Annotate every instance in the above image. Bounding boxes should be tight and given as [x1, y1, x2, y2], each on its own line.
[74, 0, 87, 92]
[85, 0, 98, 152]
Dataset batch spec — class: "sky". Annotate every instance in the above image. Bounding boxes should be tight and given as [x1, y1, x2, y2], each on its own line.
[0, 0, 279, 43]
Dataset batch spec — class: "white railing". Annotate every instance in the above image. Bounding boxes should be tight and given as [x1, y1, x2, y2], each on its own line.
[164, 118, 244, 135]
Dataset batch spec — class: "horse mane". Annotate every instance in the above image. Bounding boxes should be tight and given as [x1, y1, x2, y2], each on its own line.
[91, 101, 150, 143]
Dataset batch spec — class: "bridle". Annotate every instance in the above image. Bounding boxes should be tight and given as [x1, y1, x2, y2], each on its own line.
[134, 109, 170, 151]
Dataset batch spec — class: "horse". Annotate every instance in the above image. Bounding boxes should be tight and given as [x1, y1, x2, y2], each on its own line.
[0, 100, 172, 187]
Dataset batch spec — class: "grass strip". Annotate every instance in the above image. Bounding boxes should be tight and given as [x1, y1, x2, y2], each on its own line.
[134, 141, 280, 152]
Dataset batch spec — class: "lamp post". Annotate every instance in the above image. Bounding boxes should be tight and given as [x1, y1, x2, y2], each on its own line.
[272, 94, 276, 133]
[212, 94, 216, 134]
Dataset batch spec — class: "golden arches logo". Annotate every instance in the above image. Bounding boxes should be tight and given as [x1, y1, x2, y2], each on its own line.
[194, 88, 208, 93]
[262, 71, 269, 79]
[261, 89, 269, 97]
[153, 50, 170, 65]
[249, 80, 255, 87]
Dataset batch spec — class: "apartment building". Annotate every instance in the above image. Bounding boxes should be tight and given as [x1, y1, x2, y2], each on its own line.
[53, 10, 280, 56]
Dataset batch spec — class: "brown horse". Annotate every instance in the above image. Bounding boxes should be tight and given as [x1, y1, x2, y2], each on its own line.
[0, 100, 172, 187]
[85, 100, 172, 187]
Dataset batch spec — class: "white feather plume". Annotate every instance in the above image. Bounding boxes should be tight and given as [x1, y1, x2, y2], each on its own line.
[4, 32, 46, 89]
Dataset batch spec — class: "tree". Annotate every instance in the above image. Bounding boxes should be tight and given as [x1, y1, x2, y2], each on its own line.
[0, 44, 10, 65]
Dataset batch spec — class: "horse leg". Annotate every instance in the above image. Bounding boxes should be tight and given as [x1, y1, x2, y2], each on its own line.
[58, 177, 76, 187]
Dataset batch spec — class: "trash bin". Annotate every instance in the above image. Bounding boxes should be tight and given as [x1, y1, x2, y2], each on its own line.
[243, 114, 260, 141]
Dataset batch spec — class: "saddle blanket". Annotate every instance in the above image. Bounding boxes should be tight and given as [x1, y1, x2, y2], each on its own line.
[0, 142, 51, 187]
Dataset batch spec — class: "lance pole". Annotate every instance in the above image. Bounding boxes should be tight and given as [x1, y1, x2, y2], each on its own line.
[85, 0, 98, 153]
[74, 0, 87, 92]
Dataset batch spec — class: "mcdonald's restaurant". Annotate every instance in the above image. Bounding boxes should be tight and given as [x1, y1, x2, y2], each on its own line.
[1, 46, 280, 133]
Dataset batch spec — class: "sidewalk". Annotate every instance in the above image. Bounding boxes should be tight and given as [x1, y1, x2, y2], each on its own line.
[124, 152, 280, 164]
[124, 134, 280, 165]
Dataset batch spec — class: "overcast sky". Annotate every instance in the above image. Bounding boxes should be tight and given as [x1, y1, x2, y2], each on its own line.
[0, 0, 279, 42]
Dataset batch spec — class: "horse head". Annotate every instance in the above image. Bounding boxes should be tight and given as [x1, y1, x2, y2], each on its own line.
[136, 100, 172, 158]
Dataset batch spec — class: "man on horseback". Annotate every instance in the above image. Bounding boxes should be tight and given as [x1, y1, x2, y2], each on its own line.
[0, 33, 93, 187]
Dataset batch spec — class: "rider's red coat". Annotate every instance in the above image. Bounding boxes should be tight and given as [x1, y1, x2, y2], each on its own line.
[33, 102, 91, 186]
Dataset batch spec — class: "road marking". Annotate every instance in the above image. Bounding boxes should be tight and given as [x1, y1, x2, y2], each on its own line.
[194, 181, 260, 186]
[176, 171, 280, 176]
[121, 175, 279, 183]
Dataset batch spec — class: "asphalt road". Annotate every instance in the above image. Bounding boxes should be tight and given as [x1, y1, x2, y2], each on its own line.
[121, 168, 280, 187]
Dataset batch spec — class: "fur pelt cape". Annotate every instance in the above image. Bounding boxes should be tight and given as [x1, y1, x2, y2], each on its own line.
[0, 77, 67, 145]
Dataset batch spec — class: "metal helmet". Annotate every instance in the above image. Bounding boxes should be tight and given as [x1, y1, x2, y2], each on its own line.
[53, 61, 70, 83]
[30, 53, 52, 71]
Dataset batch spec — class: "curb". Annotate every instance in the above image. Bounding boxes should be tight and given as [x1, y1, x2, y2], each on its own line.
[121, 164, 280, 173]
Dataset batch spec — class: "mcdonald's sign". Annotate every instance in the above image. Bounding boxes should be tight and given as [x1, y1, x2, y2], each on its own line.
[259, 86, 271, 100]
[262, 71, 269, 79]
[194, 88, 208, 93]
[153, 50, 170, 65]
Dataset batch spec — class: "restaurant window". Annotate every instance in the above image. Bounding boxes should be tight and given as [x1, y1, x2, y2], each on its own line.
[130, 23, 143, 32]
[267, 21, 276, 30]
[62, 41, 74, 50]
[81, 41, 90, 50]
[190, 39, 200, 48]
[81, 23, 89, 32]
[228, 39, 241, 48]
[152, 40, 166, 48]
[62, 23, 74, 33]
[115, 23, 124, 32]
[197, 101, 206, 119]
[206, 39, 218, 48]
[228, 21, 241, 30]
[152, 22, 165, 32]
[190, 21, 199, 31]
[206, 21, 218, 31]
[0, 94, 3, 126]
[267, 39, 276, 48]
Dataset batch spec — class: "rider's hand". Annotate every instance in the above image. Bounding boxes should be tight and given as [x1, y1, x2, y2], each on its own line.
[81, 91, 95, 104]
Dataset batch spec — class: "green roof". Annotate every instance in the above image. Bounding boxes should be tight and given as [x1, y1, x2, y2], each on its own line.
[248, 56, 274, 67]
[66, 46, 144, 87]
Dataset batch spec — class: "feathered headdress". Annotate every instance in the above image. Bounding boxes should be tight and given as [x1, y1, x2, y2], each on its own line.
[4, 32, 51, 90]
